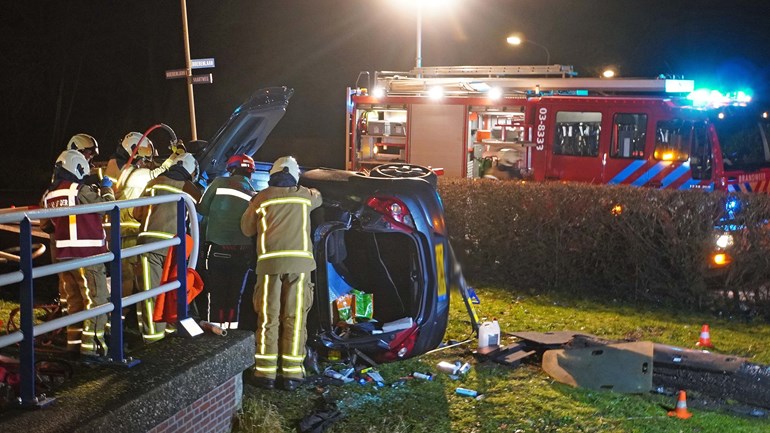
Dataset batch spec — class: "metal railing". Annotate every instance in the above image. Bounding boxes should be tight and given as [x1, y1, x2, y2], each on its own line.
[0, 193, 199, 408]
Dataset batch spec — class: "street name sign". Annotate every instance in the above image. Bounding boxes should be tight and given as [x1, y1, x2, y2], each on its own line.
[165, 69, 187, 79]
[192, 73, 213, 85]
[191, 58, 215, 69]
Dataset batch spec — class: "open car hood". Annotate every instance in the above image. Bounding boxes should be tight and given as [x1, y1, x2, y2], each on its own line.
[198, 86, 294, 179]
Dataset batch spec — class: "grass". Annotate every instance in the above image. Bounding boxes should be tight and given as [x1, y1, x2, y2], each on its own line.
[237, 285, 770, 433]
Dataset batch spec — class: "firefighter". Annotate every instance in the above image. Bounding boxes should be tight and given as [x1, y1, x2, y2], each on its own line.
[41, 150, 115, 358]
[112, 141, 173, 338]
[241, 156, 322, 391]
[132, 152, 202, 343]
[65, 133, 99, 163]
[104, 131, 175, 186]
[51, 134, 101, 318]
[198, 154, 258, 330]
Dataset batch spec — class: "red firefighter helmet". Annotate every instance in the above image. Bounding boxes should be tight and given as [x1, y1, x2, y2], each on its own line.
[226, 154, 255, 173]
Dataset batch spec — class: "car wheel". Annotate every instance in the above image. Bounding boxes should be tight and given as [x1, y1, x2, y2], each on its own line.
[369, 163, 437, 187]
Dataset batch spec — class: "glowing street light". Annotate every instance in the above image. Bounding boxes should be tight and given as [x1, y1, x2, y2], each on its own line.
[602, 68, 616, 78]
[506, 34, 551, 65]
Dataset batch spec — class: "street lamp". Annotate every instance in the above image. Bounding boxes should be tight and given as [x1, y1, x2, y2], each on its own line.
[506, 35, 551, 65]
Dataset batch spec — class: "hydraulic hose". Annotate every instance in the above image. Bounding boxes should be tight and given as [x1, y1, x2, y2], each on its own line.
[125, 123, 180, 167]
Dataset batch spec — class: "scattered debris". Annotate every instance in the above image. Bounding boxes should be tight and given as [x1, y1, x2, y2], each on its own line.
[542, 341, 653, 393]
[455, 387, 478, 398]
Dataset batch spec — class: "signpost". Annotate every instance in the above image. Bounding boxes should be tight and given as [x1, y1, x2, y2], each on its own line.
[174, 0, 217, 140]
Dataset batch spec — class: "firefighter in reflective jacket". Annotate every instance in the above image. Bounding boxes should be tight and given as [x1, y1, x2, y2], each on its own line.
[113, 140, 173, 335]
[51, 134, 101, 317]
[104, 131, 176, 186]
[198, 154, 258, 330]
[132, 152, 202, 343]
[41, 150, 115, 357]
[241, 156, 322, 391]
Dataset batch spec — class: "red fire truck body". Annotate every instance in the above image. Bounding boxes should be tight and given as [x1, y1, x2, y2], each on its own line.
[346, 65, 770, 194]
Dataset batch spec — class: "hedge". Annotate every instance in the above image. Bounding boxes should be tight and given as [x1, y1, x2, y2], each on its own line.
[438, 178, 770, 316]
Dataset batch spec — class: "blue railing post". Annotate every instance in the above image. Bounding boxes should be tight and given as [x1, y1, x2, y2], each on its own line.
[176, 198, 189, 323]
[18, 217, 36, 405]
[108, 206, 126, 364]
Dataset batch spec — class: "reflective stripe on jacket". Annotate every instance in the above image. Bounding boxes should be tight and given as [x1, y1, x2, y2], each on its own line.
[241, 185, 322, 274]
[42, 181, 113, 259]
[199, 175, 256, 246]
[134, 176, 202, 252]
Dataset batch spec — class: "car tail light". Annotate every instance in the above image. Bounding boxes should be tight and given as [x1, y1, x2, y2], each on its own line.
[366, 196, 415, 232]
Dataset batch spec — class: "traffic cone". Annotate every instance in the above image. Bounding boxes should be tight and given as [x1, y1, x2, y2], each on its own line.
[695, 324, 714, 348]
[667, 390, 693, 419]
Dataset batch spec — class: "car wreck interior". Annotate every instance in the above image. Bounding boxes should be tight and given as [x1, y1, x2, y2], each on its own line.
[323, 226, 421, 332]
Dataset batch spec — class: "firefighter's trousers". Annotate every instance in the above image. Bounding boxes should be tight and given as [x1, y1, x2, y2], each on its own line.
[119, 230, 141, 298]
[201, 243, 253, 329]
[139, 251, 168, 343]
[113, 229, 142, 336]
[253, 273, 313, 380]
[58, 263, 109, 356]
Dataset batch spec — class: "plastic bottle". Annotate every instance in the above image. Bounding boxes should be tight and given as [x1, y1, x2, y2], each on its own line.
[477, 319, 500, 349]
[412, 372, 433, 381]
[455, 387, 478, 397]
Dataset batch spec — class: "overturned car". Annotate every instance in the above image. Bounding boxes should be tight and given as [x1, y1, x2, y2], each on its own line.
[198, 87, 472, 362]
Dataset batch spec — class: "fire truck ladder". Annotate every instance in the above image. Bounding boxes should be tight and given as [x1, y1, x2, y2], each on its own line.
[371, 65, 694, 97]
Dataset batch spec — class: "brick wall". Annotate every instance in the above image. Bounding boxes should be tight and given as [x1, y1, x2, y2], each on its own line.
[149, 375, 241, 433]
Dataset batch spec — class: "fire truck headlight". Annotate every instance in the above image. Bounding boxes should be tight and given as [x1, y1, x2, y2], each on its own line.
[715, 233, 733, 249]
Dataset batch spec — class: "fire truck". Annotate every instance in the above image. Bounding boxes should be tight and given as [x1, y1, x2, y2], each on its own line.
[346, 65, 770, 193]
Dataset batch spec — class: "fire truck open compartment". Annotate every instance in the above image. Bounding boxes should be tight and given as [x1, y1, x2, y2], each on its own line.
[323, 223, 421, 329]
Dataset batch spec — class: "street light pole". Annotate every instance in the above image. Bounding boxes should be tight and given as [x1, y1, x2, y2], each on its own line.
[526, 40, 551, 65]
[180, 0, 198, 140]
[415, 2, 422, 75]
[506, 35, 551, 65]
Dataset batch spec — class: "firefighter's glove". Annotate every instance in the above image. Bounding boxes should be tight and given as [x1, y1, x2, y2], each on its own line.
[100, 176, 113, 189]
[160, 155, 176, 171]
[169, 140, 187, 156]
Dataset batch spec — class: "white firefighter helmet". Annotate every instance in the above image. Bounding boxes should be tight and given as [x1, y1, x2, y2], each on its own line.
[135, 142, 158, 160]
[269, 156, 300, 183]
[66, 133, 99, 158]
[120, 131, 154, 155]
[56, 150, 90, 180]
[172, 152, 199, 180]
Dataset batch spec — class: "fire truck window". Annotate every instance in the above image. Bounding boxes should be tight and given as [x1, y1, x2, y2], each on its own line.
[691, 122, 712, 180]
[553, 111, 602, 157]
[610, 113, 647, 159]
[654, 119, 691, 162]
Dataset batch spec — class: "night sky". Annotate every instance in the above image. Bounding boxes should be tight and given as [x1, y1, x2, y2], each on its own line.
[3, 0, 770, 190]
